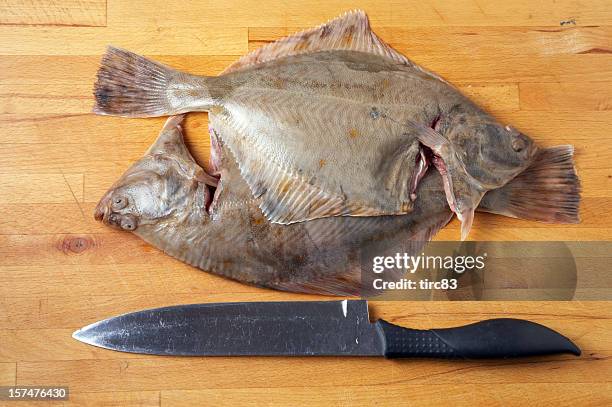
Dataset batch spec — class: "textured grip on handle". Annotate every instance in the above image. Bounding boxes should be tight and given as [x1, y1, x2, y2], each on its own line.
[376, 320, 457, 358]
[376, 318, 581, 359]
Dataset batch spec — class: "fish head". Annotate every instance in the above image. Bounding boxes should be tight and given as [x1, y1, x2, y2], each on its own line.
[94, 165, 187, 231]
[94, 115, 214, 232]
[421, 108, 538, 240]
[448, 117, 538, 188]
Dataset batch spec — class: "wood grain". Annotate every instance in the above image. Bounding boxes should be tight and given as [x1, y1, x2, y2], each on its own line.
[107, 0, 612, 27]
[0, 391, 160, 407]
[0, 173, 83, 203]
[0, 26, 247, 55]
[0, 0, 106, 27]
[160, 384, 612, 407]
[15, 355, 611, 392]
[249, 25, 612, 57]
[0, 362, 16, 385]
[0, 1, 610, 406]
[520, 82, 612, 111]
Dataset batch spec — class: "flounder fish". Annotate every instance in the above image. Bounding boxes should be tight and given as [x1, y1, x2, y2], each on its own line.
[91, 10, 579, 240]
[94, 116, 579, 295]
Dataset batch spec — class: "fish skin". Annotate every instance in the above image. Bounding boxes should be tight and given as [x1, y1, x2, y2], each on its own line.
[95, 116, 453, 296]
[94, 117, 580, 296]
[92, 10, 541, 240]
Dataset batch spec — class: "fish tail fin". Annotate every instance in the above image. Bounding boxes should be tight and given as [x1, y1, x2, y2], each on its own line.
[93, 46, 213, 117]
[478, 145, 580, 223]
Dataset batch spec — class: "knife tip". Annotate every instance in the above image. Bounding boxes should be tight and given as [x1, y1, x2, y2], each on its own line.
[71, 328, 85, 342]
[72, 326, 98, 347]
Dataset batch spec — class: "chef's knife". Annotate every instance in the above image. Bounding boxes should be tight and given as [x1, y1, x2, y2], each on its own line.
[72, 300, 580, 358]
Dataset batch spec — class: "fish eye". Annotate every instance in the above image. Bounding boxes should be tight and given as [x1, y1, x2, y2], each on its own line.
[511, 134, 528, 153]
[120, 215, 138, 231]
[111, 195, 128, 210]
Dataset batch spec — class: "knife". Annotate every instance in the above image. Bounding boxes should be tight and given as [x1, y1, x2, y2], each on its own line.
[72, 300, 580, 358]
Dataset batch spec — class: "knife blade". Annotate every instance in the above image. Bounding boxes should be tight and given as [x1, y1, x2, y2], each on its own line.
[72, 300, 580, 358]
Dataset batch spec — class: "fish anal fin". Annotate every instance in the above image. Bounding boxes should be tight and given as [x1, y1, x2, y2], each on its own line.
[273, 272, 363, 297]
[222, 10, 412, 75]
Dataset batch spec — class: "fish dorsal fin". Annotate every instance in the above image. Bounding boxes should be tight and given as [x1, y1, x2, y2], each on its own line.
[222, 10, 412, 75]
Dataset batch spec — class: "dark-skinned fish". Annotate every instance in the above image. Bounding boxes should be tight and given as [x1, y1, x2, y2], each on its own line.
[93, 116, 579, 295]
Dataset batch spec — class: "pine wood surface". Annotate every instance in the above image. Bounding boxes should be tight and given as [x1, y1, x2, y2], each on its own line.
[0, 1, 611, 406]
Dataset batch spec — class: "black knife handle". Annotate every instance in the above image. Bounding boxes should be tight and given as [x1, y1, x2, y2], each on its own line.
[376, 318, 581, 359]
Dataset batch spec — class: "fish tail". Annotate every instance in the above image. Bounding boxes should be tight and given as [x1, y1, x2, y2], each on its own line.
[478, 145, 580, 223]
[93, 46, 214, 117]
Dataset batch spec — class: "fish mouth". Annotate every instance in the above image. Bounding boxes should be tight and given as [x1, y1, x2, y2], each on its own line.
[93, 198, 138, 231]
[93, 192, 138, 231]
[94, 192, 112, 222]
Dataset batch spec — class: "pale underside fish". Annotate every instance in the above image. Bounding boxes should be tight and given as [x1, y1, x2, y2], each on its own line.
[94, 116, 580, 296]
[91, 10, 577, 240]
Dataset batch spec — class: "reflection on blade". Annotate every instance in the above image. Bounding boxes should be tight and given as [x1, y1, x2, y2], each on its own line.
[72, 300, 384, 356]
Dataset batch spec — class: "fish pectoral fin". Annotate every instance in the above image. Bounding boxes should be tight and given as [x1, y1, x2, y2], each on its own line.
[408, 120, 486, 240]
[448, 176, 486, 241]
[442, 170, 485, 241]
[372, 137, 425, 207]
[194, 168, 219, 187]
[222, 10, 415, 75]
[457, 208, 475, 241]
[410, 120, 451, 155]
